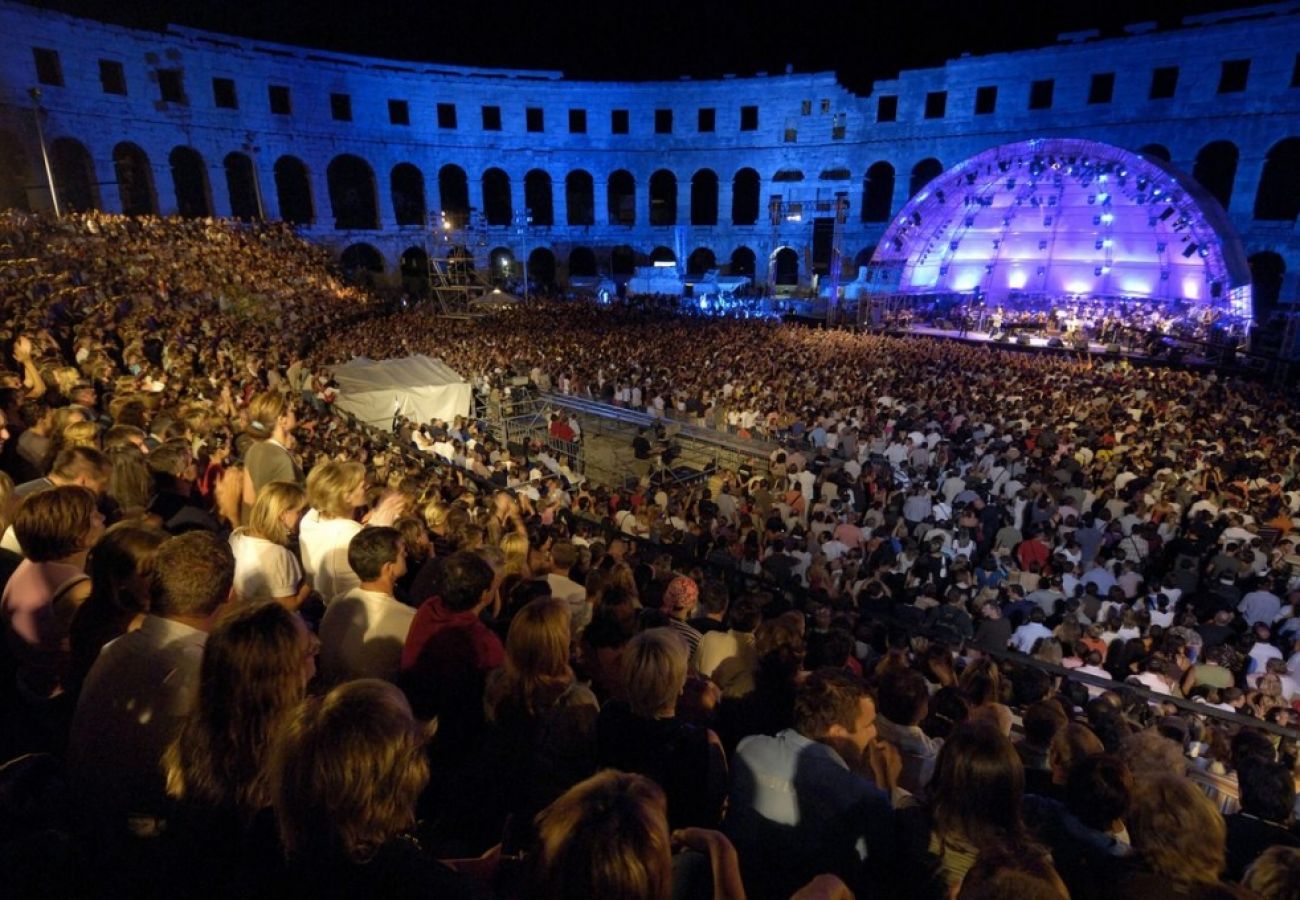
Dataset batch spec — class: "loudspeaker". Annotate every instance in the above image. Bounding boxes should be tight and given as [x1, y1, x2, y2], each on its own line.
[1017, 334, 1033, 345]
[1106, 343, 1121, 355]
[1047, 337, 1064, 348]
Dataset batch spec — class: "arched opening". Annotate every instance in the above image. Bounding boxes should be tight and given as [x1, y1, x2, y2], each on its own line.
[650, 246, 677, 265]
[339, 243, 384, 283]
[112, 142, 155, 216]
[169, 146, 211, 218]
[0, 131, 30, 211]
[690, 169, 718, 225]
[772, 169, 804, 183]
[489, 246, 516, 283]
[820, 167, 852, 182]
[608, 170, 635, 225]
[862, 161, 895, 222]
[565, 170, 594, 226]
[908, 158, 943, 201]
[1192, 141, 1238, 212]
[400, 246, 429, 293]
[649, 170, 677, 226]
[1249, 251, 1285, 311]
[568, 246, 597, 276]
[1255, 138, 1300, 221]
[438, 164, 470, 228]
[223, 151, 261, 221]
[1138, 144, 1172, 162]
[528, 247, 556, 286]
[52, 137, 99, 212]
[327, 154, 378, 230]
[773, 247, 799, 285]
[482, 168, 512, 226]
[686, 247, 716, 276]
[273, 156, 313, 225]
[731, 168, 759, 225]
[853, 247, 874, 270]
[524, 170, 553, 227]
[610, 245, 636, 276]
[729, 246, 756, 278]
[391, 162, 426, 227]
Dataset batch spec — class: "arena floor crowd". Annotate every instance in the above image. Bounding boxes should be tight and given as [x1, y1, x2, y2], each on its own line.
[2, 211, 1300, 899]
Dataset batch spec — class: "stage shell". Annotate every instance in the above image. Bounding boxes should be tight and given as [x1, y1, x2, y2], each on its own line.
[864, 138, 1254, 322]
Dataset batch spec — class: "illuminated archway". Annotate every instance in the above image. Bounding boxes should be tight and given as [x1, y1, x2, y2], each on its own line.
[867, 138, 1252, 321]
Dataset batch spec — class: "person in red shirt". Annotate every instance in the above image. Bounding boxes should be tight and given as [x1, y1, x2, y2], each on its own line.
[399, 551, 503, 753]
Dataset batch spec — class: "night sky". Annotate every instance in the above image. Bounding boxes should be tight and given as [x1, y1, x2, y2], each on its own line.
[36, 0, 1268, 92]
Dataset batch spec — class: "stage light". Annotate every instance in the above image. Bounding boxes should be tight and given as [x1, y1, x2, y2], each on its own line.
[1101, 213, 1114, 224]
[1103, 239, 1113, 248]
[1097, 193, 1109, 203]
[1183, 243, 1199, 258]
[1159, 207, 1175, 221]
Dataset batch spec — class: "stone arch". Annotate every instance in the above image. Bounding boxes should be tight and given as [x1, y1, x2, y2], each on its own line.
[273, 156, 313, 225]
[908, 158, 943, 201]
[489, 246, 516, 281]
[482, 167, 512, 226]
[773, 246, 799, 285]
[690, 168, 718, 226]
[391, 162, 426, 227]
[568, 246, 597, 276]
[731, 168, 760, 226]
[686, 247, 716, 276]
[528, 247, 556, 285]
[524, 169, 553, 227]
[729, 246, 756, 277]
[1249, 251, 1285, 310]
[0, 131, 31, 211]
[52, 137, 99, 212]
[772, 169, 804, 183]
[327, 154, 378, 230]
[1255, 138, 1300, 221]
[112, 142, 156, 216]
[853, 247, 874, 269]
[400, 246, 429, 293]
[650, 246, 676, 265]
[223, 151, 261, 220]
[649, 170, 677, 226]
[339, 243, 384, 281]
[608, 170, 635, 225]
[1192, 141, 1238, 212]
[438, 164, 470, 227]
[169, 146, 211, 218]
[565, 170, 594, 226]
[1138, 143, 1172, 162]
[610, 244, 636, 275]
[862, 161, 895, 223]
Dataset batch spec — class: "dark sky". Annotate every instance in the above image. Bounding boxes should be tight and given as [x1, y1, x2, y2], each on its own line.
[36, 0, 1268, 93]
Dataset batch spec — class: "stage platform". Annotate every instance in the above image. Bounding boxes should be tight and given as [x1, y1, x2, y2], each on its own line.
[881, 324, 1226, 369]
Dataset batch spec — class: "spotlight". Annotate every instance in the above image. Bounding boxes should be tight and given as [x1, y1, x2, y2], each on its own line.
[1159, 207, 1175, 221]
[1182, 243, 1199, 258]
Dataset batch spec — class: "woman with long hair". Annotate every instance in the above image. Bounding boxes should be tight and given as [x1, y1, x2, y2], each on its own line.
[66, 522, 168, 697]
[241, 391, 303, 506]
[160, 602, 316, 895]
[298, 461, 368, 602]
[265, 679, 478, 896]
[472, 597, 598, 852]
[959, 658, 1012, 735]
[229, 480, 310, 609]
[900, 721, 1050, 897]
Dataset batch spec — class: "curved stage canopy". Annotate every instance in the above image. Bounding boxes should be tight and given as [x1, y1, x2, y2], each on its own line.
[865, 138, 1253, 322]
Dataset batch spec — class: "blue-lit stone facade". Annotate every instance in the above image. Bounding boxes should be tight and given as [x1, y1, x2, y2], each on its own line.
[0, 1, 1297, 301]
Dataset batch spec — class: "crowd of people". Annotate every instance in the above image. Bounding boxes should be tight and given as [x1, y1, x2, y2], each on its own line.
[2, 211, 1300, 898]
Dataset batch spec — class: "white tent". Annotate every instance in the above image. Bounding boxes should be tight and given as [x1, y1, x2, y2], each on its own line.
[331, 355, 472, 430]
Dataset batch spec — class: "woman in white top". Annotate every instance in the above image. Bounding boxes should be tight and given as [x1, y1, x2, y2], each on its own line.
[229, 481, 309, 609]
[299, 461, 405, 603]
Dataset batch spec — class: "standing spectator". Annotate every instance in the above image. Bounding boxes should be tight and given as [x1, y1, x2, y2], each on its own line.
[300, 461, 368, 602]
[68, 532, 235, 839]
[2, 485, 103, 702]
[242, 392, 303, 505]
[319, 526, 414, 684]
[160, 602, 315, 896]
[229, 481, 310, 609]
[597, 628, 727, 829]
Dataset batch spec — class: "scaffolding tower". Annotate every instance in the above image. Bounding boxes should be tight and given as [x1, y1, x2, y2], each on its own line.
[425, 209, 496, 315]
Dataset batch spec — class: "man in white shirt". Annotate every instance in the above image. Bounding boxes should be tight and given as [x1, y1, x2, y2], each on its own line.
[544, 540, 589, 633]
[319, 527, 415, 684]
[1010, 608, 1054, 654]
[68, 532, 235, 834]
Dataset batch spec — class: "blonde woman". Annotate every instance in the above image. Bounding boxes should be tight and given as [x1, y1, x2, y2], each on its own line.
[230, 481, 310, 610]
[299, 461, 404, 602]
